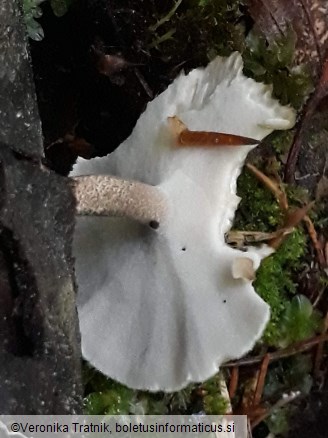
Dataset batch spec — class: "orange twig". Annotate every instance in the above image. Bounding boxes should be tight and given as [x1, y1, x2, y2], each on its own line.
[228, 366, 239, 399]
[253, 354, 270, 407]
[303, 215, 326, 268]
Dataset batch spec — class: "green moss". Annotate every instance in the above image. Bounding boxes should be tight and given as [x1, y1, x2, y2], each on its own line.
[285, 185, 310, 206]
[234, 166, 311, 347]
[147, 2, 312, 108]
[243, 30, 313, 108]
[278, 295, 323, 347]
[83, 364, 196, 415]
[23, 0, 46, 41]
[202, 374, 229, 414]
[84, 385, 134, 415]
[23, 0, 72, 40]
[147, 0, 246, 64]
[234, 168, 284, 232]
[83, 365, 137, 414]
[255, 229, 307, 346]
[269, 130, 295, 158]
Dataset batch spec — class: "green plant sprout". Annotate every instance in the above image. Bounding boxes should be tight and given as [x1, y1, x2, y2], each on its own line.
[23, 0, 46, 41]
[23, 0, 72, 40]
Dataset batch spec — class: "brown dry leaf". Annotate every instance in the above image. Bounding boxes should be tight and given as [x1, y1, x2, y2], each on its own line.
[247, 0, 328, 76]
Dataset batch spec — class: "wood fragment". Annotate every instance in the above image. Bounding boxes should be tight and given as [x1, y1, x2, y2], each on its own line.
[226, 228, 293, 247]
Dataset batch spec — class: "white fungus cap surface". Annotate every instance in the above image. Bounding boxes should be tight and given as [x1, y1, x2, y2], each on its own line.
[71, 53, 296, 391]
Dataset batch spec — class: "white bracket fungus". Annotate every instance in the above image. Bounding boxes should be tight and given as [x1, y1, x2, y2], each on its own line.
[70, 53, 296, 391]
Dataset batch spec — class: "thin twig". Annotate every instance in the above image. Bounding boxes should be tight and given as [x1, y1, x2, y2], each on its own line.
[226, 228, 293, 247]
[253, 354, 270, 407]
[228, 366, 239, 399]
[222, 333, 328, 367]
[303, 215, 326, 268]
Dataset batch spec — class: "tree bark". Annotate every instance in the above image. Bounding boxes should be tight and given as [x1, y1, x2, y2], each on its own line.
[0, 0, 82, 413]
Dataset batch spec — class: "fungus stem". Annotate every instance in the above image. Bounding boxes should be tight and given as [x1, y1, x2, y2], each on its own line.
[71, 175, 167, 226]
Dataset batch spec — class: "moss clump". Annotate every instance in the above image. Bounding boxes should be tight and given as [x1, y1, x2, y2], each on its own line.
[234, 166, 314, 347]
[23, 0, 72, 40]
[255, 229, 307, 346]
[202, 374, 230, 414]
[82, 364, 230, 415]
[84, 384, 134, 415]
[234, 168, 284, 232]
[278, 295, 323, 347]
[83, 364, 195, 415]
[269, 130, 295, 158]
[243, 30, 313, 108]
[83, 365, 136, 414]
[23, 0, 46, 41]
[147, 2, 312, 108]
[147, 0, 246, 64]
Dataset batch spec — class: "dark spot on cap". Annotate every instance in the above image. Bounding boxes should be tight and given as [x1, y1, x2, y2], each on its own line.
[181, 247, 186, 251]
[223, 300, 227, 303]
[149, 220, 160, 230]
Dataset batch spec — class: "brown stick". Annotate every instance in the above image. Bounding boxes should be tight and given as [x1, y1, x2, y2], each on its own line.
[253, 354, 270, 407]
[228, 366, 239, 399]
[303, 215, 326, 268]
